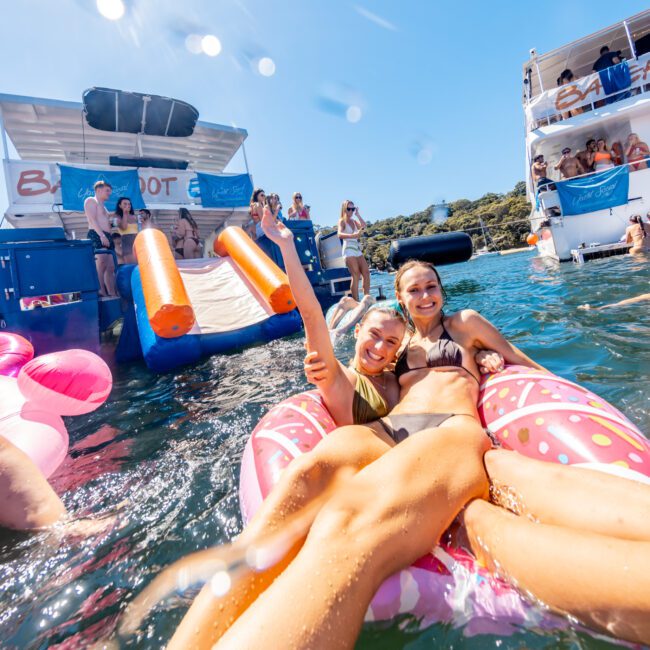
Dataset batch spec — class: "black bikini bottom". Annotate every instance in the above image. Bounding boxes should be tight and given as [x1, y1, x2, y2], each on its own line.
[378, 412, 456, 444]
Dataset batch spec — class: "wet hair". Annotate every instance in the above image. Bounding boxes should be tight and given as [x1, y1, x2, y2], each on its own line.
[359, 304, 408, 329]
[586, 138, 596, 147]
[394, 260, 448, 310]
[533, 154, 544, 162]
[115, 197, 134, 217]
[94, 180, 112, 191]
[179, 207, 198, 230]
[250, 188, 265, 205]
[630, 215, 647, 236]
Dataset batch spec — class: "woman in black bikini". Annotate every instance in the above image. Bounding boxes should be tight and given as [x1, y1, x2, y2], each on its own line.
[173, 208, 202, 259]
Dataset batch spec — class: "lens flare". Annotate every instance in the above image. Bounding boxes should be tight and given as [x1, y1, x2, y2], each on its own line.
[201, 34, 222, 57]
[184, 34, 203, 55]
[96, 0, 125, 20]
[258, 57, 276, 77]
[346, 105, 362, 123]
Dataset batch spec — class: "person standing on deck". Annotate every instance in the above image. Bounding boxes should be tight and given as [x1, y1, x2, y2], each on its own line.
[84, 181, 117, 297]
[338, 199, 370, 301]
[554, 147, 585, 178]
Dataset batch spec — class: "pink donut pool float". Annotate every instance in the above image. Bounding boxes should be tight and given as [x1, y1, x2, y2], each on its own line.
[0, 332, 34, 377]
[239, 366, 650, 633]
[0, 339, 113, 478]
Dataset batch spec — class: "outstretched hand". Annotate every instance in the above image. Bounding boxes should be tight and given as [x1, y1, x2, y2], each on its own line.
[261, 205, 293, 245]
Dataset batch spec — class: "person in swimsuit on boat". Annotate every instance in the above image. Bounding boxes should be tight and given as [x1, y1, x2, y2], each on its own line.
[248, 188, 266, 240]
[173, 208, 202, 259]
[594, 138, 616, 171]
[625, 214, 650, 255]
[338, 200, 371, 302]
[287, 192, 309, 220]
[115, 197, 138, 264]
[84, 180, 117, 297]
[624, 133, 649, 172]
[196, 258, 650, 648]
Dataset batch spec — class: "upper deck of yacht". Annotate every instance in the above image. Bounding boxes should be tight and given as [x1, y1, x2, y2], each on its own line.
[522, 10, 650, 137]
[0, 90, 252, 237]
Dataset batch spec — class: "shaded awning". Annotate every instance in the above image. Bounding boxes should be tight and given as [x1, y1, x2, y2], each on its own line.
[0, 92, 247, 173]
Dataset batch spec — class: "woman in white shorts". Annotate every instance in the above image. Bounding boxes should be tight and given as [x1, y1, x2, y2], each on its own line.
[338, 199, 370, 301]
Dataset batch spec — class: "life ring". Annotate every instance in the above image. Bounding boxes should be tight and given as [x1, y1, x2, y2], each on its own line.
[239, 366, 650, 630]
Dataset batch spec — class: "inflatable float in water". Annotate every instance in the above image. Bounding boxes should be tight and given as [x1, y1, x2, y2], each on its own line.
[0, 333, 112, 477]
[239, 365, 650, 633]
[129, 227, 302, 372]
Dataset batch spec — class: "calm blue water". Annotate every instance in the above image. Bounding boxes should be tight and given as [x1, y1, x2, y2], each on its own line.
[0, 251, 648, 649]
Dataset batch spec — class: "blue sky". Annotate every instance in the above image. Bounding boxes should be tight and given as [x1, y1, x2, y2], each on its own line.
[0, 0, 647, 226]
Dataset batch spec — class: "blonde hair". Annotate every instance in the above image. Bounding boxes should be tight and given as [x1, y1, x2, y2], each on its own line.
[339, 199, 353, 225]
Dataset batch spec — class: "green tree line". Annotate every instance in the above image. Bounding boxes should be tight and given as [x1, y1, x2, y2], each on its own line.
[349, 181, 532, 270]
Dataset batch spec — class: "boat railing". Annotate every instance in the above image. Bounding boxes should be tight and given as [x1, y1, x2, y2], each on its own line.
[533, 161, 650, 217]
[525, 52, 650, 132]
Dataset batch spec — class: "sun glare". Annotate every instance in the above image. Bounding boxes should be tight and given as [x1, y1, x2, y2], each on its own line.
[96, 0, 125, 21]
[201, 35, 222, 57]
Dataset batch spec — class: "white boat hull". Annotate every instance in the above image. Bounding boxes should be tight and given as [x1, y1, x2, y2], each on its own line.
[531, 167, 649, 262]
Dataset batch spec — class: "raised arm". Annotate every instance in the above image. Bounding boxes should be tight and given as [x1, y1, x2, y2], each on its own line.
[456, 309, 545, 370]
[261, 209, 347, 389]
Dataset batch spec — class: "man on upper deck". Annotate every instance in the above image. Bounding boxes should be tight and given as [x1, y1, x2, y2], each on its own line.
[554, 147, 585, 179]
[576, 139, 596, 173]
[592, 46, 621, 72]
[84, 180, 117, 297]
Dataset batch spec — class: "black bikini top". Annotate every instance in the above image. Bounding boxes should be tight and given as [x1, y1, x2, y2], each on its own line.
[394, 323, 479, 383]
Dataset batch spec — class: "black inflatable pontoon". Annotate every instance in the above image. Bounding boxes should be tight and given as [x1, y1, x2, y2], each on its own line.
[389, 232, 472, 268]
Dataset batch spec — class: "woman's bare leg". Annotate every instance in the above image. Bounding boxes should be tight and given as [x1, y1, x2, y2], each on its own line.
[345, 257, 361, 301]
[0, 437, 66, 530]
[358, 255, 371, 296]
[461, 499, 650, 645]
[169, 425, 393, 650]
[485, 449, 650, 541]
[216, 416, 490, 650]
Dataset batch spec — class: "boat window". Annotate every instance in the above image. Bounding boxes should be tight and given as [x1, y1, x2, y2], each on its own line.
[20, 292, 82, 311]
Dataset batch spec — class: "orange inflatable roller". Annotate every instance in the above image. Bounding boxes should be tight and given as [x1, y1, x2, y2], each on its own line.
[133, 229, 195, 338]
[214, 227, 295, 313]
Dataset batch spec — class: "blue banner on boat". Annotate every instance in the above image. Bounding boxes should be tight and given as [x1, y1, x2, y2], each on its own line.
[59, 165, 145, 212]
[555, 165, 629, 216]
[196, 172, 253, 208]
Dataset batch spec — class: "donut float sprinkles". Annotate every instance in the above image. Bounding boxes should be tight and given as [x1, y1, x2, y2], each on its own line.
[239, 366, 650, 634]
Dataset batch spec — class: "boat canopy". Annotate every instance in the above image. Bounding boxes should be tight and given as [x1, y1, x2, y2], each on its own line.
[522, 10, 650, 100]
[0, 92, 247, 173]
[82, 88, 198, 137]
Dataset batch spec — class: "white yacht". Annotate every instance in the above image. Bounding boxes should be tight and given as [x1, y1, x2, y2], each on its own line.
[523, 10, 650, 261]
